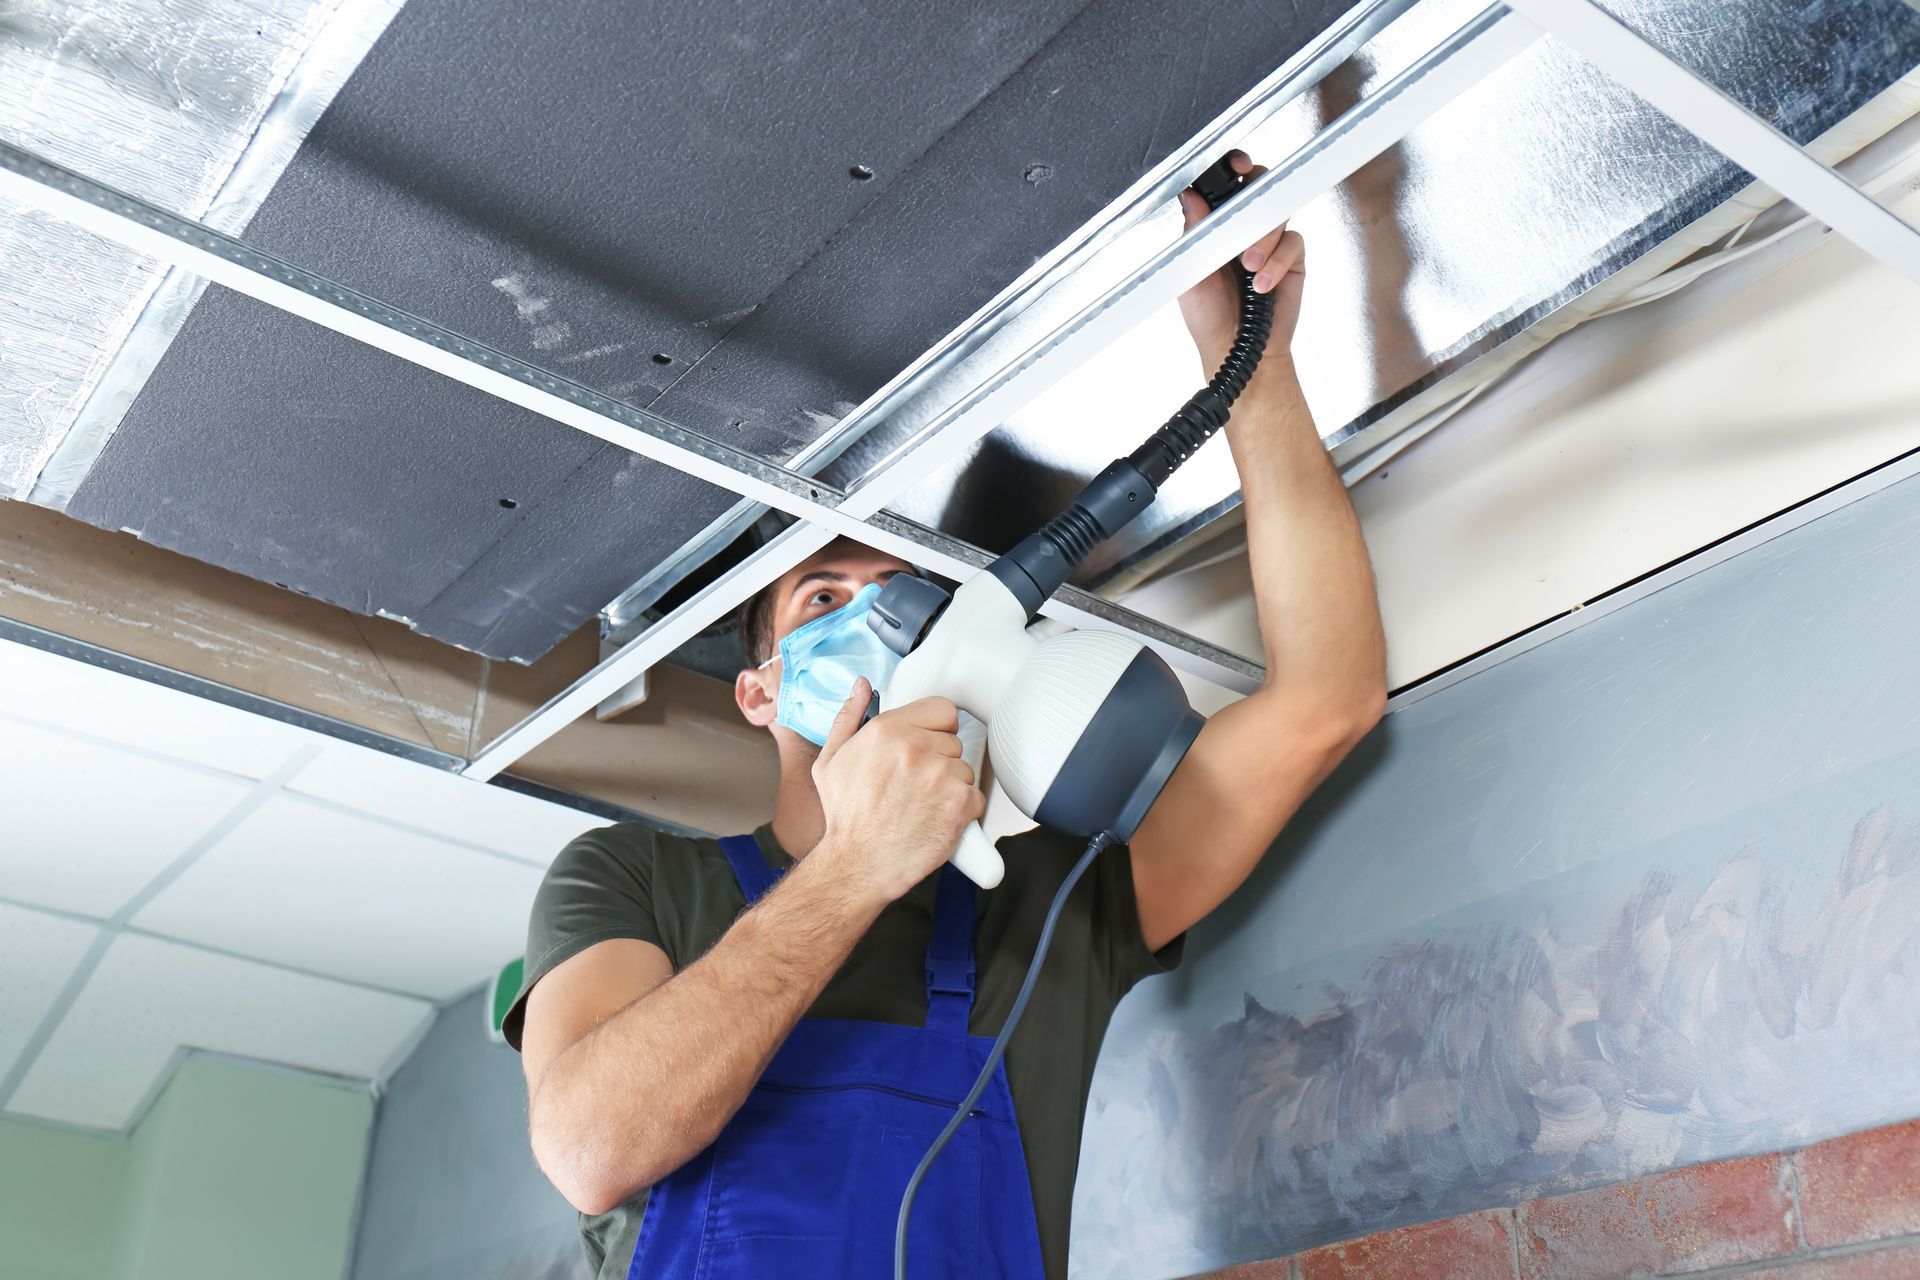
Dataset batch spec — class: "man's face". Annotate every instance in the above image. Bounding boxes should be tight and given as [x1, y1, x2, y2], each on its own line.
[734, 541, 914, 735]
[764, 544, 914, 653]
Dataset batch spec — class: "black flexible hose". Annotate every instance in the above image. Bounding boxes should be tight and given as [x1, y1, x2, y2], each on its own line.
[1127, 248, 1274, 488]
[989, 157, 1275, 614]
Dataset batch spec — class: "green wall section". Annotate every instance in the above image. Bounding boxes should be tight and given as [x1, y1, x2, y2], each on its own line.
[1, 1055, 372, 1280]
[0, 1113, 127, 1280]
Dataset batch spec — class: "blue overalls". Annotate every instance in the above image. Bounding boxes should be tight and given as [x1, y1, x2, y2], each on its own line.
[625, 835, 1049, 1280]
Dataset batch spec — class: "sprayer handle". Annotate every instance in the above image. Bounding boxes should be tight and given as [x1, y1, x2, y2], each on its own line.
[950, 822, 1005, 889]
[946, 712, 1002, 888]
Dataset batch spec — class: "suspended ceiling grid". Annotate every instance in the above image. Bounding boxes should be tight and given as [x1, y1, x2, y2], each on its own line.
[0, 626, 600, 1132]
[8, 0, 1920, 674]
[44, 0, 1351, 663]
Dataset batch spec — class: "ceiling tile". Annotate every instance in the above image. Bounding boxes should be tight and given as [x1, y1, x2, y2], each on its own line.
[289, 744, 599, 863]
[7, 932, 429, 1131]
[0, 636, 310, 780]
[0, 718, 254, 917]
[133, 794, 543, 1000]
[0, 903, 98, 1091]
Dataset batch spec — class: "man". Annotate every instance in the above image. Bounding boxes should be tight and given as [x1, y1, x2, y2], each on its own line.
[505, 152, 1387, 1280]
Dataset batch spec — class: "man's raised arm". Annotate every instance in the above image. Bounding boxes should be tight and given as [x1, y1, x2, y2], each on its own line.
[1129, 154, 1389, 952]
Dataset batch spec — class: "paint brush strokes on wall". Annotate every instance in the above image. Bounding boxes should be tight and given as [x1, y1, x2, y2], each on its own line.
[1080, 810, 1920, 1273]
[1071, 467, 1920, 1279]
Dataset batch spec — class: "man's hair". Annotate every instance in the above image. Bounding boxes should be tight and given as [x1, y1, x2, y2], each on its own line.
[738, 582, 779, 668]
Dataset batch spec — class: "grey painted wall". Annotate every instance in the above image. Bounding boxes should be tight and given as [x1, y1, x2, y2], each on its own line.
[350, 991, 587, 1280]
[1070, 469, 1920, 1279]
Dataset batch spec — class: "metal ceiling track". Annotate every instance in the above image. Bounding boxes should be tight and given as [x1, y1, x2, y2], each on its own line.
[6, 0, 1918, 782]
[599, 0, 1433, 636]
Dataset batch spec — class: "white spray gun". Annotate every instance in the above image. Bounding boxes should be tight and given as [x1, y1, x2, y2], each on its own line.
[867, 155, 1272, 889]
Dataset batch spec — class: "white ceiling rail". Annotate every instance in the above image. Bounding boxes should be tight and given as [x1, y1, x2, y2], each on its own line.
[463, 522, 832, 780]
[0, 141, 851, 527]
[0, 140, 1258, 709]
[463, 512, 1266, 781]
[1503, 0, 1920, 286]
[462, 8, 1538, 778]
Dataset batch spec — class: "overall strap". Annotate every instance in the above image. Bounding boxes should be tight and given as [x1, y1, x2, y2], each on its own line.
[923, 864, 977, 1035]
[719, 834, 782, 906]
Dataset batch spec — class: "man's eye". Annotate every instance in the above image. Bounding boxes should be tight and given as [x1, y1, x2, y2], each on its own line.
[809, 589, 838, 608]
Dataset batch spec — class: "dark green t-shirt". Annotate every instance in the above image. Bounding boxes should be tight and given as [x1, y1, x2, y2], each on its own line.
[505, 821, 1180, 1280]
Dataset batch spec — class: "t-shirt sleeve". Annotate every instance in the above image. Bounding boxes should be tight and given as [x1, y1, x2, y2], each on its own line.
[1092, 833, 1185, 996]
[503, 823, 660, 1050]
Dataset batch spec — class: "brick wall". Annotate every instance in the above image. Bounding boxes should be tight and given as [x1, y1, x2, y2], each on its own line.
[1186, 1118, 1920, 1280]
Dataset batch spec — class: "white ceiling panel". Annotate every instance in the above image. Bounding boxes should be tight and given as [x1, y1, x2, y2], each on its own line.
[0, 718, 253, 917]
[290, 744, 600, 863]
[132, 794, 543, 1000]
[0, 636, 310, 780]
[0, 903, 98, 1086]
[7, 931, 429, 1130]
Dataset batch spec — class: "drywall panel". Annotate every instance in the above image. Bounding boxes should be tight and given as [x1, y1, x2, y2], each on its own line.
[350, 992, 587, 1280]
[116, 1055, 372, 1280]
[0, 904, 97, 1085]
[134, 793, 543, 999]
[0, 629, 311, 779]
[9, 932, 428, 1129]
[0, 719, 253, 917]
[289, 743, 600, 861]
[1071, 456, 1920, 1277]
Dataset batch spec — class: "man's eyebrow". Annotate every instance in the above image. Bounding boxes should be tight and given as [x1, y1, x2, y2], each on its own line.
[788, 570, 852, 599]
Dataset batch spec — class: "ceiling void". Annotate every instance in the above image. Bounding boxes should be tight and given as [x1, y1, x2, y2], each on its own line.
[14, 0, 1920, 667]
[47, 0, 1351, 661]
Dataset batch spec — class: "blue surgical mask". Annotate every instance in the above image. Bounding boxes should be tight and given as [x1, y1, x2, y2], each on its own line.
[761, 582, 901, 746]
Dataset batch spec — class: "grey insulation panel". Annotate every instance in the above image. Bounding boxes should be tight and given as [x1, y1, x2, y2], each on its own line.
[67, 0, 1347, 661]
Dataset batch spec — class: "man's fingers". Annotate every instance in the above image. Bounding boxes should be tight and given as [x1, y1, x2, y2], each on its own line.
[1178, 187, 1207, 233]
[1184, 155, 1287, 285]
[1266, 228, 1307, 284]
[1243, 223, 1286, 280]
[817, 677, 871, 766]
[891, 695, 960, 733]
[921, 726, 964, 759]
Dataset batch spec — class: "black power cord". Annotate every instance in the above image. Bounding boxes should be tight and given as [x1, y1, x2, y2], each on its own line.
[894, 830, 1114, 1280]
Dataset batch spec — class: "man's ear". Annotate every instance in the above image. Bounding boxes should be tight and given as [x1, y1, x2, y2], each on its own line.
[735, 662, 778, 728]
